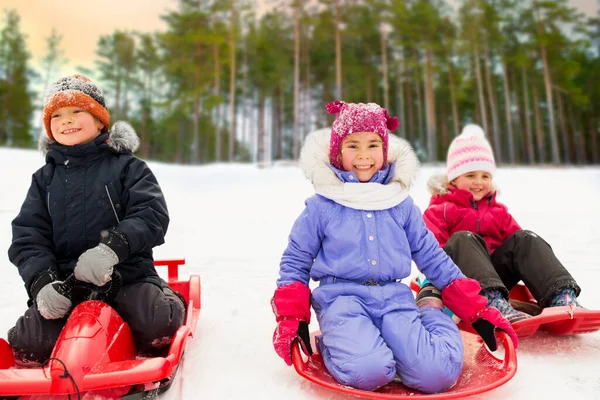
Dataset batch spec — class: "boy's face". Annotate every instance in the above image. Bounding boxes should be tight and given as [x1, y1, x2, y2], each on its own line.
[50, 106, 104, 146]
[340, 132, 385, 182]
[451, 170, 492, 201]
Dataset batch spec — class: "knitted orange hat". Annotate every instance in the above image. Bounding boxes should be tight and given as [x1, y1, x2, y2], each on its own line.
[43, 74, 110, 140]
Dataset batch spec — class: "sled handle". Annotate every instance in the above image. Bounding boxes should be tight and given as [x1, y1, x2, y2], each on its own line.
[495, 330, 518, 373]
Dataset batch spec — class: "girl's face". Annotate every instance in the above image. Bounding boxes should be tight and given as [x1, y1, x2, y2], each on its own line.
[340, 132, 385, 182]
[451, 170, 492, 201]
[50, 106, 104, 146]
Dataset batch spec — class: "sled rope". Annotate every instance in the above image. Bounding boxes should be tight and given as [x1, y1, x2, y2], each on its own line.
[43, 357, 81, 400]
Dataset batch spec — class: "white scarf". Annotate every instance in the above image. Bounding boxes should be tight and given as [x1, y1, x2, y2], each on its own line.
[299, 128, 420, 210]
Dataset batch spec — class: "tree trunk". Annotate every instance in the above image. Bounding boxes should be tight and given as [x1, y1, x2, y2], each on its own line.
[510, 68, 523, 162]
[303, 32, 312, 138]
[590, 115, 598, 163]
[472, 38, 489, 135]
[414, 50, 424, 144]
[405, 62, 415, 143]
[424, 48, 436, 161]
[447, 58, 459, 137]
[293, 5, 301, 159]
[482, 39, 502, 162]
[554, 88, 570, 163]
[567, 102, 586, 164]
[397, 60, 406, 137]
[532, 84, 545, 163]
[380, 24, 389, 110]
[534, 4, 560, 164]
[241, 41, 248, 152]
[258, 92, 265, 163]
[521, 66, 535, 164]
[334, 0, 342, 99]
[228, 8, 237, 161]
[213, 17, 221, 161]
[500, 55, 515, 163]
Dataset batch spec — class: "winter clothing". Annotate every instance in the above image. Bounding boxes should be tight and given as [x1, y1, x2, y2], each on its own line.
[446, 124, 495, 182]
[10, 123, 164, 297]
[326, 101, 398, 170]
[482, 289, 530, 324]
[549, 288, 581, 308]
[426, 191, 582, 310]
[74, 243, 119, 286]
[424, 175, 521, 253]
[36, 281, 71, 320]
[416, 284, 443, 309]
[441, 278, 519, 351]
[8, 280, 186, 363]
[271, 282, 313, 365]
[43, 74, 110, 140]
[275, 126, 470, 393]
[7, 119, 184, 363]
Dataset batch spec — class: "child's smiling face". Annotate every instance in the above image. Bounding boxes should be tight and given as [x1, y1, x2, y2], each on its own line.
[340, 132, 385, 182]
[451, 171, 492, 201]
[50, 106, 105, 146]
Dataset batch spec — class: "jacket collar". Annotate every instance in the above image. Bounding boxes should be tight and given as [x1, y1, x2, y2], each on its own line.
[299, 128, 420, 210]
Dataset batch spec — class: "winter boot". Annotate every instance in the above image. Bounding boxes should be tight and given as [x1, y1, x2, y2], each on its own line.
[482, 289, 531, 324]
[548, 287, 581, 308]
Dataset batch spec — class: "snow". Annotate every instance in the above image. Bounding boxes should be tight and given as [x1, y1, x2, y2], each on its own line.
[1, 147, 599, 399]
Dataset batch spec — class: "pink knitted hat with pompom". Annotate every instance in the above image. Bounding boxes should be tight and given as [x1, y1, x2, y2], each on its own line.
[446, 124, 496, 181]
[326, 100, 399, 170]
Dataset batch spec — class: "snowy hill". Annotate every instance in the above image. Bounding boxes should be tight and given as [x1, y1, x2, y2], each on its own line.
[0, 147, 599, 399]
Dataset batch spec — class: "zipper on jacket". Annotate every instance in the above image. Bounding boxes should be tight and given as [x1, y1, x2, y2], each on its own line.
[105, 185, 121, 224]
[46, 192, 51, 217]
[472, 201, 481, 235]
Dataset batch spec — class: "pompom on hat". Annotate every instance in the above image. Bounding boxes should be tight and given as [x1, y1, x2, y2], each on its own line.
[326, 100, 399, 170]
[446, 124, 496, 182]
[43, 74, 110, 140]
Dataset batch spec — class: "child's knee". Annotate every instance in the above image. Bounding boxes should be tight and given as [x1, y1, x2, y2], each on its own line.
[402, 352, 462, 393]
[145, 291, 186, 341]
[333, 349, 396, 391]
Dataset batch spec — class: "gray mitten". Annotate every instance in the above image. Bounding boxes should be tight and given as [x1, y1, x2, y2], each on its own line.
[74, 243, 119, 286]
[36, 282, 72, 320]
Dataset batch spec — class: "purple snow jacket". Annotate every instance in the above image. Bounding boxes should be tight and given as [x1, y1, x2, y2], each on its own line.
[277, 128, 463, 292]
[276, 129, 466, 392]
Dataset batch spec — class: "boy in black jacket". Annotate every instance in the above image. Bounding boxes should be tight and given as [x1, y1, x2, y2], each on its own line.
[7, 74, 185, 364]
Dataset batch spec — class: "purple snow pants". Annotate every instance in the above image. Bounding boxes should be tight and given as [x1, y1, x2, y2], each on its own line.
[312, 281, 463, 393]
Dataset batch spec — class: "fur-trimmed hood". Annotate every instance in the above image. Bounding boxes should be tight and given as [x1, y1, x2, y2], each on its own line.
[299, 128, 420, 210]
[38, 121, 140, 155]
[427, 173, 498, 196]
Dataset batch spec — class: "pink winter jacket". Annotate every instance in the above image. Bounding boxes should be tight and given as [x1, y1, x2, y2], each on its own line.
[423, 175, 521, 254]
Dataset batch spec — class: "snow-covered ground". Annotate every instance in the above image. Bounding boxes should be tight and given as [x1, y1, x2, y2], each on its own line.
[0, 147, 599, 400]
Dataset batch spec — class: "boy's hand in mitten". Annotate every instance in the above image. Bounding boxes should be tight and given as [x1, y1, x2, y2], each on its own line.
[271, 282, 313, 365]
[442, 278, 518, 351]
[74, 230, 128, 286]
[36, 282, 71, 320]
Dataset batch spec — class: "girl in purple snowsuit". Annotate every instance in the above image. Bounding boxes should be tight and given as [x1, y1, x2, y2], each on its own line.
[271, 101, 518, 393]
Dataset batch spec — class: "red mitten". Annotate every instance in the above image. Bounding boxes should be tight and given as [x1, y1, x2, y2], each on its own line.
[442, 278, 518, 351]
[271, 282, 312, 365]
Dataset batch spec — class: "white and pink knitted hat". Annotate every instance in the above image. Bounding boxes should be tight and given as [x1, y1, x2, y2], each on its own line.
[446, 124, 496, 182]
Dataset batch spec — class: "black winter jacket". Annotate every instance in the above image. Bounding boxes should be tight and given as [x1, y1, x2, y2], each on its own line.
[9, 122, 169, 300]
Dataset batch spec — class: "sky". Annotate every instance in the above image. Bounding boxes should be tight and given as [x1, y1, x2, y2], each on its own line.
[0, 146, 599, 399]
[1, 0, 598, 76]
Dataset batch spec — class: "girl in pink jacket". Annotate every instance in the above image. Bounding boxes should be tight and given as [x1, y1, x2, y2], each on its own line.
[423, 124, 582, 323]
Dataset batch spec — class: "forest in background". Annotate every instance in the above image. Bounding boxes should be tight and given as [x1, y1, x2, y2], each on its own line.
[1, 0, 599, 165]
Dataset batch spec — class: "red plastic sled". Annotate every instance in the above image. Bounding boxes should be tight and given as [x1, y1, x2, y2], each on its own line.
[0, 259, 200, 400]
[292, 330, 517, 399]
[409, 277, 600, 338]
